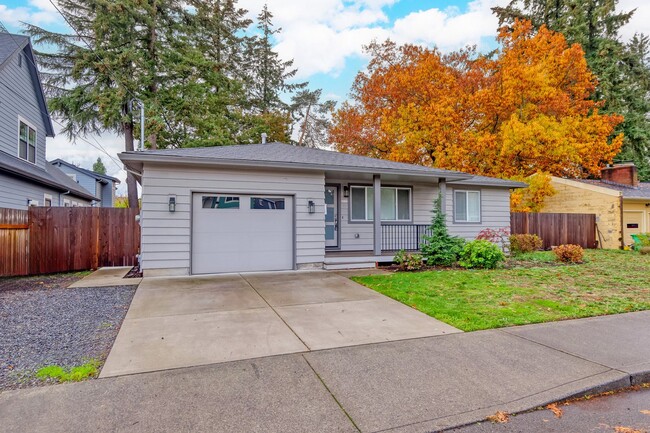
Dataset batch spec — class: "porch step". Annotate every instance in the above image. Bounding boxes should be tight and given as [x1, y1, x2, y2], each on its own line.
[323, 262, 377, 270]
[324, 255, 393, 265]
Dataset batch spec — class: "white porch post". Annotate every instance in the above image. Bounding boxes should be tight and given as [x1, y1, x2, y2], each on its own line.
[439, 177, 447, 220]
[373, 174, 381, 255]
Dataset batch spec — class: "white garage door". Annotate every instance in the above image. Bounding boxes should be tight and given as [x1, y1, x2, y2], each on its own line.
[192, 193, 294, 274]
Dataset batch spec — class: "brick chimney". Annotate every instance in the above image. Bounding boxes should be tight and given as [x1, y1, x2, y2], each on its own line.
[601, 162, 639, 187]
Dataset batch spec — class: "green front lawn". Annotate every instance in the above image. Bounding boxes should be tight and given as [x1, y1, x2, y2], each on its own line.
[352, 250, 650, 331]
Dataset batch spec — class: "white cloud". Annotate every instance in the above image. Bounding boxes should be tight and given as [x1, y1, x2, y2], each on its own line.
[618, 0, 650, 41]
[0, 2, 60, 27]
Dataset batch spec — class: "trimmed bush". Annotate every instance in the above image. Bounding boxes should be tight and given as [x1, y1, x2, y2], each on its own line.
[553, 244, 584, 263]
[509, 234, 543, 254]
[393, 249, 424, 271]
[459, 240, 506, 269]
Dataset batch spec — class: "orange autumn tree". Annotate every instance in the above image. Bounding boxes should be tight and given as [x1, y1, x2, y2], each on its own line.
[330, 20, 624, 210]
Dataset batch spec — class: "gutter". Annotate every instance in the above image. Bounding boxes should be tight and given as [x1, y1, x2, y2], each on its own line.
[118, 153, 473, 182]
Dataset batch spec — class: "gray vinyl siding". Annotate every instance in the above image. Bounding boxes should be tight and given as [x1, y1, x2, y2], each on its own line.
[446, 186, 511, 239]
[140, 163, 326, 276]
[100, 182, 116, 207]
[0, 50, 47, 170]
[0, 171, 91, 209]
[53, 165, 97, 197]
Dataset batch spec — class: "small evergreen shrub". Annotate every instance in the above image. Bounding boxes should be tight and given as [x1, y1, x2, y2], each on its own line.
[509, 234, 543, 254]
[459, 240, 505, 269]
[420, 195, 465, 266]
[393, 249, 424, 271]
[553, 244, 584, 263]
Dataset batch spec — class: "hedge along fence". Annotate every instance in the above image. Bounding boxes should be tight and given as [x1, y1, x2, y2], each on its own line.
[510, 212, 597, 250]
[0, 207, 140, 277]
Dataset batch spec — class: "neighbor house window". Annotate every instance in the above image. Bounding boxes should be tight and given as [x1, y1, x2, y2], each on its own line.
[350, 186, 411, 222]
[18, 121, 36, 163]
[44, 194, 52, 207]
[454, 190, 481, 222]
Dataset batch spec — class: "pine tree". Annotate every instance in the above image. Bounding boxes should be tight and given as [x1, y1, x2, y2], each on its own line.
[243, 4, 306, 115]
[493, 0, 650, 180]
[92, 157, 107, 175]
[290, 89, 336, 148]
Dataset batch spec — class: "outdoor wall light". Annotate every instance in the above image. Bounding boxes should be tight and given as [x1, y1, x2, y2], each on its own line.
[168, 195, 176, 213]
[308, 200, 316, 214]
[343, 186, 349, 197]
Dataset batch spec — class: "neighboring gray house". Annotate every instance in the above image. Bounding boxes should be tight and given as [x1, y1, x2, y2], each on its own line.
[120, 142, 525, 276]
[50, 159, 119, 207]
[0, 33, 96, 209]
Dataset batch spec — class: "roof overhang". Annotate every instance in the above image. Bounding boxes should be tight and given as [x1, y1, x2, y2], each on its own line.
[119, 152, 473, 182]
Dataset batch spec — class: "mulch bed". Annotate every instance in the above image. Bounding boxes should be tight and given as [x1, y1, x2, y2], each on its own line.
[0, 273, 136, 391]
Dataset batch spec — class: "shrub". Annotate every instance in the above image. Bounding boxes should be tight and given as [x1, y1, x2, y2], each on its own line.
[476, 227, 510, 247]
[509, 234, 543, 254]
[459, 240, 506, 269]
[553, 244, 584, 263]
[393, 249, 424, 271]
[639, 246, 650, 255]
[420, 195, 466, 266]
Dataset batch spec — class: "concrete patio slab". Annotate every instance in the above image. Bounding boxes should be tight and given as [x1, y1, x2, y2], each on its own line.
[304, 330, 617, 433]
[126, 283, 266, 319]
[1, 355, 356, 433]
[242, 271, 382, 307]
[277, 298, 461, 350]
[68, 266, 140, 288]
[100, 308, 308, 377]
[504, 310, 650, 382]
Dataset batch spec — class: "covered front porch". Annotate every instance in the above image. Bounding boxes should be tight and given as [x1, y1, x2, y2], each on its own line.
[322, 169, 445, 268]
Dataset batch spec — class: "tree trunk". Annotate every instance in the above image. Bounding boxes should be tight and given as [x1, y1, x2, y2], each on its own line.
[148, 0, 159, 150]
[298, 102, 311, 146]
[124, 121, 139, 209]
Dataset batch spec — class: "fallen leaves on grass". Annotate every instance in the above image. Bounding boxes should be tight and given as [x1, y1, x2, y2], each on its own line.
[486, 411, 509, 423]
[547, 403, 563, 418]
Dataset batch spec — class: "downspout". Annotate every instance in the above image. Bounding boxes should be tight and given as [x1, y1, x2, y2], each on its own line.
[620, 194, 625, 249]
[59, 190, 70, 207]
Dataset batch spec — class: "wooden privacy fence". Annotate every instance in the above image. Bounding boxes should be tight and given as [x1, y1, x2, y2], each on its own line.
[0, 207, 140, 277]
[511, 212, 597, 249]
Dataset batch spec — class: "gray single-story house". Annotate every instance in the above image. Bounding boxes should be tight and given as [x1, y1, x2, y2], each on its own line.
[119, 142, 524, 276]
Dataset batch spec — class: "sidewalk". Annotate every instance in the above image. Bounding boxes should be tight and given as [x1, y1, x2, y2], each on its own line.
[1, 311, 649, 433]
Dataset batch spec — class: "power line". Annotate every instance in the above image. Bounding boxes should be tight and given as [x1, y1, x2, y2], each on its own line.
[45, 0, 179, 143]
[0, 26, 128, 173]
[0, 81, 124, 173]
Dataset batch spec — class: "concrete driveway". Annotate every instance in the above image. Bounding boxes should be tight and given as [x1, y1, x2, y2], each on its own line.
[100, 271, 460, 377]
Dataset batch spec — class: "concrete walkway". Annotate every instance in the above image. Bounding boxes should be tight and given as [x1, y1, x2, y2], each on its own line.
[100, 271, 460, 377]
[68, 267, 141, 288]
[2, 311, 649, 433]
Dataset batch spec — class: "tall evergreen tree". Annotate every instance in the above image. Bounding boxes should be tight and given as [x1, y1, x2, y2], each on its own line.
[493, 0, 650, 180]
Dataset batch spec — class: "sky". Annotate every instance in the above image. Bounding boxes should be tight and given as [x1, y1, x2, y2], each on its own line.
[1, 0, 649, 193]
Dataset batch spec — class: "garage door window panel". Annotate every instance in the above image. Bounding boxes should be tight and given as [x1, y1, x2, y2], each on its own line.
[202, 196, 240, 209]
[250, 197, 286, 210]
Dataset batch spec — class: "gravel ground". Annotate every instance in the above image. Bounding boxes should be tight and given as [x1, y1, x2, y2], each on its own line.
[0, 273, 136, 391]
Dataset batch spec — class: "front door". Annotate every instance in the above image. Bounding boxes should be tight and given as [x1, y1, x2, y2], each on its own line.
[325, 185, 338, 247]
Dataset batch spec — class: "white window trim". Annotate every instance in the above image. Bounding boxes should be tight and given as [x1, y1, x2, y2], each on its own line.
[453, 189, 482, 223]
[17, 117, 38, 165]
[44, 194, 53, 207]
[349, 185, 412, 223]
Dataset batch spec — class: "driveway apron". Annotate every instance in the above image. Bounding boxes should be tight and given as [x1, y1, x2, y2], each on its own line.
[100, 271, 460, 377]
